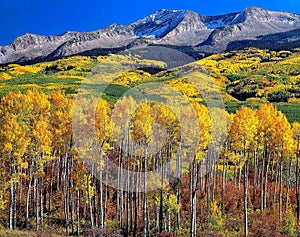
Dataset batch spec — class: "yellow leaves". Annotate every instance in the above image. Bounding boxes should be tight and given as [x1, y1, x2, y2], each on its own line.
[208, 201, 225, 231]
[198, 50, 262, 75]
[50, 91, 72, 152]
[132, 103, 154, 143]
[0, 90, 54, 180]
[131, 100, 179, 153]
[152, 103, 180, 144]
[43, 56, 94, 72]
[72, 162, 95, 203]
[112, 96, 137, 143]
[257, 104, 293, 155]
[6, 64, 43, 76]
[228, 104, 294, 158]
[163, 194, 181, 214]
[26, 90, 50, 114]
[196, 48, 300, 103]
[0, 168, 8, 210]
[273, 111, 293, 155]
[21, 162, 28, 169]
[0, 195, 7, 210]
[0, 72, 12, 80]
[193, 103, 211, 153]
[282, 206, 297, 236]
[228, 151, 240, 164]
[102, 142, 113, 153]
[73, 96, 100, 161]
[114, 71, 151, 86]
[292, 122, 300, 143]
[57, 75, 85, 80]
[95, 98, 112, 145]
[179, 105, 199, 147]
[51, 91, 67, 107]
[197, 59, 220, 74]
[3, 143, 12, 152]
[196, 151, 205, 161]
[210, 108, 227, 146]
[168, 78, 202, 101]
[230, 106, 258, 152]
[177, 103, 212, 162]
[22, 91, 53, 160]
[32, 118, 52, 155]
[257, 104, 277, 140]
[0, 113, 29, 160]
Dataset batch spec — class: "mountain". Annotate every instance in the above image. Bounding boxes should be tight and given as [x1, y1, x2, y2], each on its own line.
[1, 6, 300, 65]
[0, 24, 136, 64]
[197, 6, 300, 52]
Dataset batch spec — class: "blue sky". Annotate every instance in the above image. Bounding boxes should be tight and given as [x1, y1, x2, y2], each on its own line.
[1, 0, 300, 45]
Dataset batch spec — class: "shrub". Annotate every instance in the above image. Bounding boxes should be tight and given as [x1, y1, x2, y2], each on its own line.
[87, 227, 123, 237]
[208, 201, 225, 232]
[157, 231, 174, 237]
[282, 207, 297, 237]
[268, 90, 288, 102]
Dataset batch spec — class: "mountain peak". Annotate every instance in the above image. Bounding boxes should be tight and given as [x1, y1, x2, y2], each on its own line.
[2, 7, 300, 65]
[156, 9, 186, 14]
[11, 33, 45, 50]
[103, 23, 125, 31]
[130, 9, 188, 38]
[244, 6, 264, 12]
[242, 6, 268, 15]
[228, 6, 267, 24]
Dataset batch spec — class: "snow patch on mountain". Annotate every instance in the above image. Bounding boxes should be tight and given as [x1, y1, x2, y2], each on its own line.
[135, 25, 168, 38]
[203, 13, 239, 29]
[131, 9, 188, 38]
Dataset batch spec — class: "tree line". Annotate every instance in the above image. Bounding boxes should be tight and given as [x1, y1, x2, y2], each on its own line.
[0, 90, 299, 236]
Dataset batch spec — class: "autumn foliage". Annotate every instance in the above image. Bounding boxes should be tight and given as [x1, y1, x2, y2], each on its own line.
[0, 89, 298, 237]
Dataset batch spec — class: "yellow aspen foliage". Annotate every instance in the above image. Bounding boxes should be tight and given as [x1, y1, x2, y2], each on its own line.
[131, 102, 154, 144]
[292, 122, 300, 151]
[112, 96, 137, 144]
[256, 104, 278, 150]
[257, 104, 293, 155]
[72, 96, 99, 161]
[210, 108, 228, 152]
[273, 111, 293, 156]
[0, 92, 30, 179]
[153, 103, 180, 144]
[50, 91, 72, 152]
[71, 161, 95, 203]
[95, 98, 112, 152]
[192, 103, 211, 161]
[179, 104, 200, 163]
[208, 201, 225, 231]
[163, 194, 181, 214]
[230, 106, 258, 153]
[0, 73, 12, 80]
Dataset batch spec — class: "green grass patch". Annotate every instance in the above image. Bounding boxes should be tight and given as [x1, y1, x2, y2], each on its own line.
[0, 74, 81, 86]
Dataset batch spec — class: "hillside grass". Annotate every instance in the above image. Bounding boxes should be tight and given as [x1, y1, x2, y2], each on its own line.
[1, 48, 300, 122]
[0, 229, 63, 237]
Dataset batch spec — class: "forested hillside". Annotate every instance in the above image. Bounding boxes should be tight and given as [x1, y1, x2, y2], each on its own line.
[0, 49, 299, 236]
[199, 47, 300, 122]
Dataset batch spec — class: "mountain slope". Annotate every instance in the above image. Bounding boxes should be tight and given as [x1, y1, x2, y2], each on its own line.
[196, 6, 300, 52]
[0, 24, 136, 64]
[1, 6, 300, 65]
